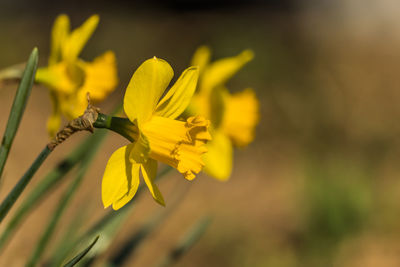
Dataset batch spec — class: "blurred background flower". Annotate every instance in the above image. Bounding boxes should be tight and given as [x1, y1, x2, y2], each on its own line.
[35, 14, 118, 137]
[1, 0, 400, 266]
[188, 46, 258, 181]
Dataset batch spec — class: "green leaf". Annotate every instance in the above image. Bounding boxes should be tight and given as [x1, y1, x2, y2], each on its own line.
[108, 189, 183, 267]
[0, 129, 107, 250]
[79, 166, 172, 242]
[47, 206, 89, 267]
[63, 235, 100, 267]
[0, 145, 51, 224]
[0, 48, 38, 179]
[26, 145, 98, 267]
[49, 166, 173, 266]
[157, 216, 212, 267]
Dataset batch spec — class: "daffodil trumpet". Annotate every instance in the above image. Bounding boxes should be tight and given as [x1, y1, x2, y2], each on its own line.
[100, 57, 211, 210]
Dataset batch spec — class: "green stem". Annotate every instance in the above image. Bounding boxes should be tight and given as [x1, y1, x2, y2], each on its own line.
[0, 130, 107, 250]
[0, 146, 51, 224]
[94, 113, 138, 142]
[0, 48, 38, 180]
[26, 150, 95, 267]
[48, 167, 173, 266]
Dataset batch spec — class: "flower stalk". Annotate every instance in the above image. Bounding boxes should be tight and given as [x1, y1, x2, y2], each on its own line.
[0, 146, 51, 224]
[0, 129, 107, 251]
[93, 113, 138, 142]
[0, 94, 99, 224]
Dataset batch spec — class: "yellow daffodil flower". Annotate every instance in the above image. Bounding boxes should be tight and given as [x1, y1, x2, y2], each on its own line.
[101, 57, 211, 210]
[188, 46, 259, 181]
[35, 14, 118, 136]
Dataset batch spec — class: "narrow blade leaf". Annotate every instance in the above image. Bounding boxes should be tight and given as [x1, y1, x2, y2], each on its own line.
[0, 48, 38, 179]
[0, 129, 107, 250]
[157, 216, 212, 267]
[0, 145, 51, 224]
[63, 235, 100, 267]
[26, 147, 96, 267]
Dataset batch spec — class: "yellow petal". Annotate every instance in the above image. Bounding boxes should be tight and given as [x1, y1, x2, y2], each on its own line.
[201, 50, 254, 94]
[47, 114, 61, 138]
[57, 52, 118, 120]
[129, 132, 150, 164]
[142, 115, 211, 180]
[222, 88, 259, 147]
[141, 159, 165, 206]
[155, 66, 199, 119]
[124, 57, 173, 125]
[191, 46, 211, 76]
[78, 51, 118, 101]
[102, 145, 140, 210]
[46, 92, 62, 137]
[59, 90, 88, 120]
[111, 162, 140, 210]
[35, 64, 77, 94]
[203, 130, 233, 181]
[65, 61, 85, 88]
[49, 14, 70, 66]
[185, 92, 210, 120]
[209, 86, 226, 128]
[62, 15, 99, 60]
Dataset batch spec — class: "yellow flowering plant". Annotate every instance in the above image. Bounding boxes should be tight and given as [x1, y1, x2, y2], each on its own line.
[188, 46, 259, 181]
[99, 57, 211, 210]
[35, 14, 118, 136]
[0, 15, 221, 266]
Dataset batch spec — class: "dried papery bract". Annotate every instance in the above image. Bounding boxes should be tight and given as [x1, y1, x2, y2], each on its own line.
[48, 94, 100, 151]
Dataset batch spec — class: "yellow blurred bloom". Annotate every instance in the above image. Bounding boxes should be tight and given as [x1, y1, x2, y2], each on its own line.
[35, 14, 118, 136]
[188, 46, 259, 181]
[102, 57, 211, 210]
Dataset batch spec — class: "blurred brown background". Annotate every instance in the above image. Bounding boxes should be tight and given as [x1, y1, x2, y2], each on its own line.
[1, 0, 400, 266]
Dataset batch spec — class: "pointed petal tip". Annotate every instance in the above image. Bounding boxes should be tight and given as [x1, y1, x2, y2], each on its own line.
[55, 14, 70, 23]
[101, 196, 111, 209]
[57, 13, 69, 18]
[112, 203, 121, 210]
[241, 49, 255, 61]
[89, 14, 100, 23]
[197, 45, 211, 54]
[156, 198, 166, 207]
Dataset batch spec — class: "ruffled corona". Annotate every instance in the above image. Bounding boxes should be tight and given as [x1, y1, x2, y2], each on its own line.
[142, 115, 211, 180]
[102, 57, 210, 209]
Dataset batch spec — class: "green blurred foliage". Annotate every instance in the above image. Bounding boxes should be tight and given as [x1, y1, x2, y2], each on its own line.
[299, 158, 373, 266]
